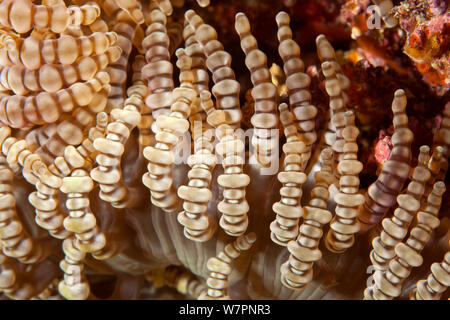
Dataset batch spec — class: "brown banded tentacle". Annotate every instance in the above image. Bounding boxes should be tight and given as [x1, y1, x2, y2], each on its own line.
[200, 232, 257, 300]
[113, 0, 145, 24]
[281, 148, 335, 290]
[142, 8, 174, 126]
[432, 102, 450, 180]
[325, 111, 364, 253]
[1, 31, 118, 69]
[91, 58, 147, 209]
[270, 103, 307, 246]
[369, 146, 431, 273]
[357, 89, 413, 232]
[0, 155, 46, 264]
[153, 0, 173, 16]
[321, 61, 347, 169]
[235, 12, 279, 167]
[34, 88, 110, 165]
[183, 20, 209, 129]
[409, 243, 450, 300]
[0, 72, 111, 129]
[143, 49, 196, 212]
[185, 9, 242, 129]
[177, 107, 217, 242]
[0, 0, 78, 34]
[200, 90, 250, 237]
[156, 265, 207, 299]
[58, 236, 90, 300]
[0, 127, 70, 239]
[364, 181, 446, 300]
[0, 47, 120, 95]
[107, 20, 138, 110]
[61, 168, 118, 260]
[276, 12, 317, 169]
[132, 55, 154, 150]
[316, 35, 350, 152]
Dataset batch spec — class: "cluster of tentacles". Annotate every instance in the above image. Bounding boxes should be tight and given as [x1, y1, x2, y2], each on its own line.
[0, 0, 449, 300]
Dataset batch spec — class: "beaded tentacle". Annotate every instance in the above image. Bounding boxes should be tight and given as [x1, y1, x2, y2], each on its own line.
[270, 103, 307, 246]
[33, 88, 110, 165]
[316, 35, 350, 152]
[200, 232, 257, 300]
[153, 0, 173, 16]
[276, 12, 317, 169]
[357, 89, 413, 232]
[58, 237, 90, 300]
[142, 8, 173, 126]
[326, 111, 364, 253]
[134, 55, 154, 150]
[183, 21, 209, 129]
[113, 0, 145, 24]
[177, 112, 217, 242]
[0, 72, 110, 129]
[0, 48, 119, 96]
[321, 61, 347, 169]
[0, 31, 118, 68]
[62, 169, 117, 260]
[143, 49, 196, 212]
[200, 90, 250, 237]
[281, 148, 335, 290]
[0, 127, 70, 239]
[369, 146, 431, 272]
[432, 102, 450, 180]
[235, 12, 279, 167]
[364, 181, 446, 300]
[185, 9, 242, 128]
[0, 155, 45, 264]
[410, 243, 450, 300]
[91, 57, 148, 208]
[0, 0, 100, 35]
[157, 265, 207, 299]
[0, 244, 34, 299]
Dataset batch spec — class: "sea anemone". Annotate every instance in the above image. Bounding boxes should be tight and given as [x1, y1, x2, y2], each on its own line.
[0, 0, 448, 300]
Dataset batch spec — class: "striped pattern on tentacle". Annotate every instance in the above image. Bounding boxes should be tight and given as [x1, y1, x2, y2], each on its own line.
[432, 102, 450, 180]
[153, 265, 207, 299]
[316, 35, 350, 152]
[276, 12, 317, 169]
[0, 72, 110, 129]
[321, 61, 347, 169]
[369, 146, 431, 273]
[235, 12, 279, 167]
[364, 181, 446, 300]
[200, 91, 250, 237]
[0, 48, 119, 95]
[34, 88, 110, 165]
[0, 0, 100, 34]
[0, 155, 45, 264]
[200, 232, 257, 300]
[281, 148, 335, 290]
[409, 244, 450, 300]
[326, 111, 364, 253]
[270, 103, 307, 246]
[0, 127, 70, 240]
[91, 57, 148, 208]
[177, 114, 217, 242]
[357, 89, 413, 232]
[185, 9, 242, 128]
[1, 31, 118, 68]
[183, 21, 209, 128]
[143, 49, 196, 212]
[142, 8, 173, 126]
[58, 236, 90, 300]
